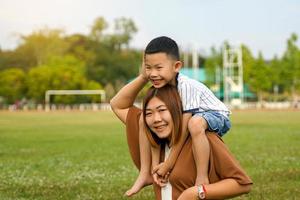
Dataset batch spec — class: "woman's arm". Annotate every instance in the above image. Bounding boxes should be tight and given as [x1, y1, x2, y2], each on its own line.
[177, 179, 251, 200]
[151, 145, 163, 185]
[110, 74, 148, 123]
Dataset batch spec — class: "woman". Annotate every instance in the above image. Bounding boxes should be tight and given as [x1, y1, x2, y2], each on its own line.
[110, 75, 252, 199]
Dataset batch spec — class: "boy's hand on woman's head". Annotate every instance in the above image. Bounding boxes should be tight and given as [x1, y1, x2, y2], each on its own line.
[139, 61, 148, 81]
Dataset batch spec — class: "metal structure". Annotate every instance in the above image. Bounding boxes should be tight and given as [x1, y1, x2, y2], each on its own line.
[192, 45, 199, 79]
[223, 45, 243, 107]
[45, 90, 106, 111]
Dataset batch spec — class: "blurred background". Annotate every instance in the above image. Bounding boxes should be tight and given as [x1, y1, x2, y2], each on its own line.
[0, 0, 299, 110]
[0, 1, 300, 200]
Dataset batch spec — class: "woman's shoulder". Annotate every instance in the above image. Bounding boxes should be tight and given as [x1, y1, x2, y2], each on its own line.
[126, 106, 142, 123]
[126, 106, 142, 133]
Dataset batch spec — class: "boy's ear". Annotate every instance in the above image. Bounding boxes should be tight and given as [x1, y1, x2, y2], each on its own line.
[174, 61, 183, 72]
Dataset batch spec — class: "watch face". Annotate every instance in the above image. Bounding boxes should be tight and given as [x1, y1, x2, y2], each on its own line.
[198, 185, 206, 199]
[199, 192, 205, 199]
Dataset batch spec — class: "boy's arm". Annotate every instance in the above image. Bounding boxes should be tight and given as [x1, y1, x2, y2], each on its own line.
[110, 73, 148, 124]
[151, 146, 161, 184]
[151, 146, 160, 170]
[153, 112, 192, 176]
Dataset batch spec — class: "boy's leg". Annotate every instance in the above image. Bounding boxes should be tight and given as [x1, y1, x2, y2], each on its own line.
[188, 115, 210, 186]
[125, 116, 152, 196]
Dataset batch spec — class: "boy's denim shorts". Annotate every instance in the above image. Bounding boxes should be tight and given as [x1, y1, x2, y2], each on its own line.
[192, 111, 231, 137]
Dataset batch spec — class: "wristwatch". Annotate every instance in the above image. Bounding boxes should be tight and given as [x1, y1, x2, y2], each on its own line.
[198, 184, 206, 199]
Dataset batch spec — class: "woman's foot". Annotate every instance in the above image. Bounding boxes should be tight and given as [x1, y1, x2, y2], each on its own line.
[125, 172, 153, 197]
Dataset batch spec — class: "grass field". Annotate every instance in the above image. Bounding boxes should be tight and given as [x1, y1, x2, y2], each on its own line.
[0, 110, 299, 200]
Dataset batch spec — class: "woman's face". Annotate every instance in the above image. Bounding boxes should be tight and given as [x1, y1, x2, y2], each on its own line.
[145, 97, 174, 140]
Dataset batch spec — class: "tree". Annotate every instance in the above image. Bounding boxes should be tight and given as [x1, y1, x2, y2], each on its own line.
[88, 48, 141, 87]
[65, 34, 95, 63]
[87, 17, 140, 91]
[89, 17, 108, 42]
[281, 33, 300, 104]
[247, 52, 272, 102]
[0, 50, 15, 71]
[241, 44, 256, 85]
[268, 55, 284, 101]
[0, 68, 26, 104]
[26, 55, 102, 103]
[101, 17, 138, 51]
[113, 17, 137, 49]
[14, 28, 69, 69]
[204, 46, 222, 87]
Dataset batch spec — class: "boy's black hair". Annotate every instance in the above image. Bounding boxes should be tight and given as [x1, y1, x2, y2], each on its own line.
[144, 36, 180, 60]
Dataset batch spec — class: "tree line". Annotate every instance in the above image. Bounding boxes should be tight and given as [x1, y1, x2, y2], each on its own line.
[0, 16, 299, 106]
[205, 33, 300, 104]
[0, 17, 141, 105]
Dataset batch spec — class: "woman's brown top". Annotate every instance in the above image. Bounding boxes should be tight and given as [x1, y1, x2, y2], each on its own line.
[125, 106, 252, 200]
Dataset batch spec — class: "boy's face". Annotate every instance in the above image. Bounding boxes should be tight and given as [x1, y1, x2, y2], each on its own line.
[144, 52, 181, 88]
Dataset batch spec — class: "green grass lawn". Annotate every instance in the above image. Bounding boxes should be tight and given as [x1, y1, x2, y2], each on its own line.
[0, 110, 299, 200]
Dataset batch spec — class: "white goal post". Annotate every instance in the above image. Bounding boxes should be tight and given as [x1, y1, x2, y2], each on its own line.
[45, 90, 106, 111]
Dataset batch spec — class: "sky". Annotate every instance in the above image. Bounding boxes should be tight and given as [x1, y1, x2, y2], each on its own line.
[0, 0, 299, 59]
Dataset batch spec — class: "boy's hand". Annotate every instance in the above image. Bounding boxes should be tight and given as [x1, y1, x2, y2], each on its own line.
[139, 60, 148, 81]
[152, 162, 171, 178]
[153, 172, 170, 187]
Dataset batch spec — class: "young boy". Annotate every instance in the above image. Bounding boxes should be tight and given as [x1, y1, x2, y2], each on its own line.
[124, 36, 231, 196]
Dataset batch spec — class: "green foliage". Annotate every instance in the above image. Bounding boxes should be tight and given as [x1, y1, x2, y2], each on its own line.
[281, 33, 300, 96]
[89, 17, 108, 42]
[268, 56, 285, 100]
[26, 55, 102, 103]
[0, 16, 141, 104]
[0, 68, 26, 103]
[204, 46, 222, 86]
[203, 34, 300, 101]
[0, 17, 300, 103]
[65, 34, 96, 63]
[14, 28, 69, 69]
[241, 44, 256, 84]
[0, 50, 17, 71]
[247, 52, 272, 101]
[112, 17, 138, 49]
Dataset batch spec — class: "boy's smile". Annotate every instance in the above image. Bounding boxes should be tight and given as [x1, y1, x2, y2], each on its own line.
[144, 52, 181, 88]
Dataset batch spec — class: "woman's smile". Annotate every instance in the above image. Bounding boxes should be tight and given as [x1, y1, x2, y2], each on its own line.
[154, 124, 167, 131]
[145, 97, 174, 139]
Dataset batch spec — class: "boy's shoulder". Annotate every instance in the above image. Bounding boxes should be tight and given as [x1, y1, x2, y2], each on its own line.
[177, 72, 205, 87]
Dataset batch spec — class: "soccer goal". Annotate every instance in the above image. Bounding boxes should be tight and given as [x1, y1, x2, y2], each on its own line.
[45, 90, 106, 111]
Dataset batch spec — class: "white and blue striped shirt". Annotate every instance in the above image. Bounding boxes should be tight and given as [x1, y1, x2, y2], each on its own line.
[176, 73, 230, 117]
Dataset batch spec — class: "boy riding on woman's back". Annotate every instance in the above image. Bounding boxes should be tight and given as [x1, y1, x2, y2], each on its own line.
[124, 36, 231, 197]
